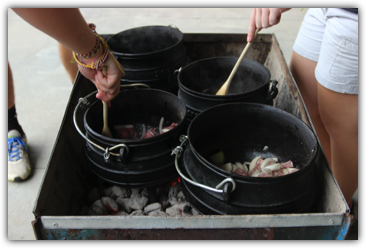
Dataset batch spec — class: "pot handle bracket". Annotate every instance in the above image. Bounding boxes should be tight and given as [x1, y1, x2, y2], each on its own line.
[266, 80, 279, 104]
[172, 135, 236, 203]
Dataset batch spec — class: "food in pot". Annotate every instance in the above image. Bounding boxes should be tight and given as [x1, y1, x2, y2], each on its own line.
[210, 152, 298, 177]
[114, 117, 178, 140]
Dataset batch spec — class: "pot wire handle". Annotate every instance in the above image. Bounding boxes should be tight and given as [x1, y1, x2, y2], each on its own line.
[172, 135, 236, 194]
[73, 83, 153, 158]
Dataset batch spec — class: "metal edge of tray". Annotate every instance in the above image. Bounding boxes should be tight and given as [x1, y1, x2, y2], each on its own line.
[32, 33, 351, 240]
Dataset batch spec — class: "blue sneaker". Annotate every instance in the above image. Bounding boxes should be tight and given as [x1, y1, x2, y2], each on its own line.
[8, 130, 31, 182]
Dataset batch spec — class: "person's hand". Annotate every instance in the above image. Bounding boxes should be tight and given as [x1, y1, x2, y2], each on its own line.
[247, 8, 291, 42]
[78, 50, 124, 102]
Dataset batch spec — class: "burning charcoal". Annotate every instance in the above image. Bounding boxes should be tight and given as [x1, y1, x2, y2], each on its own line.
[191, 207, 200, 216]
[160, 195, 170, 211]
[101, 197, 119, 212]
[168, 183, 181, 199]
[128, 194, 149, 210]
[130, 188, 141, 197]
[168, 196, 178, 206]
[112, 210, 128, 216]
[166, 206, 182, 216]
[144, 202, 161, 214]
[177, 191, 185, 200]
[88, 199, 108, 215]
[182, 204, 193, 216]
[112, 186, 130, 199]
[116, 197, 132, 214]
[88, 187, 101, 205]
[129, 209, 144, 216]
[148, 210, 168, 217]
[140, 188, 149, 198]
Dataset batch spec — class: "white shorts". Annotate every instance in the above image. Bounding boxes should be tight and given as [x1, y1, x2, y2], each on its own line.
[293, 8, 358, 94]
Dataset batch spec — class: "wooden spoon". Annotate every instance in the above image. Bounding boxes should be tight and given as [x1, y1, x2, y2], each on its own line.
[101, 66, 113, 138]
[216, 29, 260, 95]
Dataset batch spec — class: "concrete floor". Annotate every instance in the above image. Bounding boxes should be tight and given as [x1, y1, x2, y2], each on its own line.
[7, 8, 358, 240]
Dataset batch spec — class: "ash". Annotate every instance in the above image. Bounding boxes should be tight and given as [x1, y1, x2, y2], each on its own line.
[82, 178, 201, 217]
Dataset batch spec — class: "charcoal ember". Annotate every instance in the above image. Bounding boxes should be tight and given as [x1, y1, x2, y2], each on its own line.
[177, 191, 185, 200]
[166, 205, 182, 216]
[128, 194, 149, 210]
[140, 188, 149, 198]
[144, 202, 161, 214]
[173, 202, 189, 211]
[112, 186, 130, 199]
[112, 210, 128, 216]
[168, 196, 178, 206]
[116, 197, 132, 214]
[88, 187, 101, 205]
[160, 195, 170, 211]
[182, 204, 193, 216]
[101, 197, 119, 212]
[129, 209, 144, 216]
[148, 210, 168, 217]
[168, 184, 181, 199]
[88, 199, 108, 215]
[191, 207, 200, 216]
[130, 188, 141, 198]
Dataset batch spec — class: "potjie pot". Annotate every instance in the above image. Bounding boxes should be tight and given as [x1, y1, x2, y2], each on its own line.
[107, 25, 188, 95]
[176, 57, 278, 121]
[74, 88, 187, 188]
[174, 102, 318, 215]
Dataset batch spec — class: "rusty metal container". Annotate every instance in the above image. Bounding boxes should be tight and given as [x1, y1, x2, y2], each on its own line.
[32, 33, 352, 240]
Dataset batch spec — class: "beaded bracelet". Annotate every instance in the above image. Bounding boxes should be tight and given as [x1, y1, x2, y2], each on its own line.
[72, 23, 125, 77]
[80, 36, 101, 59]
[72, 34, 109, 70]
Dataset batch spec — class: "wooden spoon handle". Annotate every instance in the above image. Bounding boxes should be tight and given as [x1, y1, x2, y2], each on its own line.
[216, 29, 260, 95]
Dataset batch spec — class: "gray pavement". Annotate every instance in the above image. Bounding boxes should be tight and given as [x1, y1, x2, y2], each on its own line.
[7, 8, 357, 240]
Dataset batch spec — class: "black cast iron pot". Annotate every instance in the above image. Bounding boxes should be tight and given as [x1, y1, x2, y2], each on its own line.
[107, 25, 188, 94]
[75, 88, 188, 188]
[175, 102, 318, 215]
[176, 57, 278, 121]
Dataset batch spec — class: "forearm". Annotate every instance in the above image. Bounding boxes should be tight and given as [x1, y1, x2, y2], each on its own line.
[12, 8, 95, 54]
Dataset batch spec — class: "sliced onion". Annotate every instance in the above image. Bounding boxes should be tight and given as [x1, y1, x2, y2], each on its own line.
[262, 163, 281, 173]
[249, 156, 263, 172]
[140, 124, 146, 139]
[235, 162, 248, 172]
[220, 163, 233, 173]
[159, 117, 164, 135]
[260, 158, 279, 169]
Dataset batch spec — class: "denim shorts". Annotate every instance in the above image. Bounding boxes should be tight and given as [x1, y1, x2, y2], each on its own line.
[293, 8, 358, 94]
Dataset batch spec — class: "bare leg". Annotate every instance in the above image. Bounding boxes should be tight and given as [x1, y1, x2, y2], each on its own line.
[58, 42, 79, 83]
[8, 62, 15, 109]
[289, 51, 331, 165]
[317, 84, 358, 205]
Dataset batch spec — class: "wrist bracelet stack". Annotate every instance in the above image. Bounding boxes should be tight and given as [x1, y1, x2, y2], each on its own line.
[72, 23, 125, 76]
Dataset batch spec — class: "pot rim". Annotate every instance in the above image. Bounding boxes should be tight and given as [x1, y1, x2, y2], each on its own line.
[106, 25, 184, 57]
[83, 88, 187, 146]
[187, 102, 318, 179]
[177, 57, 272, 99]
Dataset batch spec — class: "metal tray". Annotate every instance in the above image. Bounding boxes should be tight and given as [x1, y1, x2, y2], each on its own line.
[32, 33, 351, 240]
